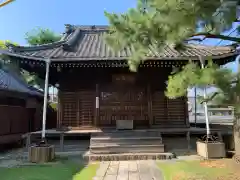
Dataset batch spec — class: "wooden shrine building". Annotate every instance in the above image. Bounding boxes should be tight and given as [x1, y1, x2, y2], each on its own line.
[0, 25, 237, 132]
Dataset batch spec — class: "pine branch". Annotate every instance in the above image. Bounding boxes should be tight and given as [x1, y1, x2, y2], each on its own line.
[199, 92, 219, 104]
[189, 32, 240, 42]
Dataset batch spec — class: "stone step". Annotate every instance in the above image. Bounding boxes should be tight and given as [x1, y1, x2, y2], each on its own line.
[90, 138, 162, 145]
[90, 144, 165, 154]
[83, 151, 173, 161]
[92, 130, 162, 138]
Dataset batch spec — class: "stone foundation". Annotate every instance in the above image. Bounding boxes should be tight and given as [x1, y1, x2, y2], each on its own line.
[83, 152, 174, 161]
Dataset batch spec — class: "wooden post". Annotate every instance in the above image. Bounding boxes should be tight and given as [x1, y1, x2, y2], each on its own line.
[95, 84, 100, 126]
[187, 131, 191, 151]
[165, 96, 168, 125]
[57, 90, 62, 128]
[60, 132, 64, 151]
[26, 133, 31, 149]
[77, 92, 80, 126]
[217, 132, 223, 142]
[147, 84, 153, 127]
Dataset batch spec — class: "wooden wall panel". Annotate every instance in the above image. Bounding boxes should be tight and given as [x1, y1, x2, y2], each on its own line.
[58, 67, 188, 129]
[59, 90, 95, 128]
[152, 91, 167, 125]
[152, 91, 187, 127]
[0, 105, 30, 135]
[60, 92, 77, 127]
[78, 91, 95, 126]
[99, 85, 148, 127]
[166, 97, 187, 127]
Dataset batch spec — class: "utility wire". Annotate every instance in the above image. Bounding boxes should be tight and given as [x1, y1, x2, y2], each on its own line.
[214, 27, 239, 47]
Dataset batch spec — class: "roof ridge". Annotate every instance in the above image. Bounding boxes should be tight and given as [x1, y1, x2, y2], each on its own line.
[186, 43, 235, 50]
[72, 25, 109, 30]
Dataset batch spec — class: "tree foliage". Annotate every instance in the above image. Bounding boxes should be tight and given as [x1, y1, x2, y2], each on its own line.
[24, 28, 61, 88]
[105, 0, 240, 71]
[25, 28, 61, 45]
[0, 40, 33, 85]
[166, 61, 233, 98]
[1, 27, 61, 89]
[0, 40, 17, 49]
[166, 61, 240, 116]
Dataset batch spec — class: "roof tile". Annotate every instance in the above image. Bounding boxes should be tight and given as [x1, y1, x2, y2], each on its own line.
[3, 25, 237, 61]
[0, 68, 43, 96]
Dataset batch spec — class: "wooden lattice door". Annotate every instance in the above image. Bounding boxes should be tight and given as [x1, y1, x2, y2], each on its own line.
[99, 74, 148, 127]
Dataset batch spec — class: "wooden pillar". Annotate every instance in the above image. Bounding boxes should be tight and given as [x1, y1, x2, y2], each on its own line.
[57, 90, 62, 129]
[77, 92, 80, 127]
[60, 132, 64, 151]
[147, 84, 153, 127]
[26, 133, 31, 149]
[187, 131, 191, 151]
[165, 96, 168, 125]
[95, 84, 100, 126]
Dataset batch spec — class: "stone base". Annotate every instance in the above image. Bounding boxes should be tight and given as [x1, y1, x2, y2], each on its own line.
[29, 145, 55, 163]
[83, 151, 174, 161]
[116, 120, 133, 130]
[90, 144, 165, 154]
[196, 141, 226, 159]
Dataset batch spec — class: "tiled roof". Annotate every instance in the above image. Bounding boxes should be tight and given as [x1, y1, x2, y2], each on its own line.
[0, 68, 43, 96]
[2, 25, 237, 61]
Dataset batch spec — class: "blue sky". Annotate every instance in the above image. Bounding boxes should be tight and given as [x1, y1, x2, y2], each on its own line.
[0, 0, 136, 44]
[0, 0, 238, 46]
[0, 0, 239, 95]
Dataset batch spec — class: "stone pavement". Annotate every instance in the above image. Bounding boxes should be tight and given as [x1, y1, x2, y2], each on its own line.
[93, 160, 163, 180]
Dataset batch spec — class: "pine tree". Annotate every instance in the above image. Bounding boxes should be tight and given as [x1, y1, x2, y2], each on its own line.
[166, 60, 240, 159]
[25, 28, 61, 46]
[105, 0, 240, 71]
[105, 0, 240, 158]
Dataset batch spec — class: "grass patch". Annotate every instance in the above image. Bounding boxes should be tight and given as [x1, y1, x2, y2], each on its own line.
[0, 161, 99, 180]
[158, 159, 238, 180]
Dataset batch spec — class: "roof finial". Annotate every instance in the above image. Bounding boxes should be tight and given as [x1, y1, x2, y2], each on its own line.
[65, 24, 74, 33]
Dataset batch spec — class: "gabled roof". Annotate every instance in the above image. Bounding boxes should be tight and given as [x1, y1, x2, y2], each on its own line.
[0, 25, 237, 62]
[0, 67, 43, 97]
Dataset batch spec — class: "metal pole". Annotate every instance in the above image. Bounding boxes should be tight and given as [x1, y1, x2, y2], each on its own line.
[199, 57, 210, 137]
[41, 59, 51, 140]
